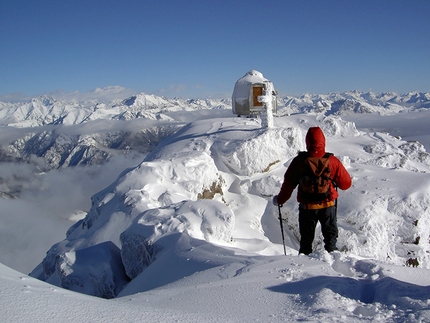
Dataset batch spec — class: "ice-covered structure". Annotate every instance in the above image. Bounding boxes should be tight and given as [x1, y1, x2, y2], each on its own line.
[232, 70, 277, 116]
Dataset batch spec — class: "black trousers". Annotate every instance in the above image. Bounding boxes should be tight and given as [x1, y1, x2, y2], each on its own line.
[298, 205, 338, 255]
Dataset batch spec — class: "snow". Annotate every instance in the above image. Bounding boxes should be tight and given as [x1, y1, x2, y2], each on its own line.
[258, 80, 275, 128]
[2, 92, 430, 322]
[235, 69, 270, 85]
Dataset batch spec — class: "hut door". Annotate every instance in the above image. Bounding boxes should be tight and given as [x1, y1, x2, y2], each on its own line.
[252, 86, 263, 106]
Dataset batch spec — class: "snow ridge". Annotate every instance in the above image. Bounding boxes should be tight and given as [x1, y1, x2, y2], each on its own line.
[2, 90, 430, 322]
[28, 111, 430, 302]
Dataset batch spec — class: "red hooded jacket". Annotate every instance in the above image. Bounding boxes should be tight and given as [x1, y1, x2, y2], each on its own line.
[277, 127, 352, 207]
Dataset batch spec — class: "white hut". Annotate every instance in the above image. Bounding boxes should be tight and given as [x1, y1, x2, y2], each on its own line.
[232, 70, 277, 116]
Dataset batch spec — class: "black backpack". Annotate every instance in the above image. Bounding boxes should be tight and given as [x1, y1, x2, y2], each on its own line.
[299, 152, 333, 203]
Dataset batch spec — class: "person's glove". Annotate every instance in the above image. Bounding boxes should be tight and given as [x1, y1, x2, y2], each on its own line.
[272, 195, 282, 207]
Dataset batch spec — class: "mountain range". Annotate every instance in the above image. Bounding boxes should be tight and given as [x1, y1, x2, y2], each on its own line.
[1, 90, 430, 323]
[0, 91, 428, 170]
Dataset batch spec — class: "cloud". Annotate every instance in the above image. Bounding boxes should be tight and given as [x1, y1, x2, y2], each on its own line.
[0, 86, 138, 104]
[0, 153, 146, 274]
[154, 83, 230, 99]
[48, 86, 138, 102]
[156, 84, 188, 97]
[0, 92, 35, 103]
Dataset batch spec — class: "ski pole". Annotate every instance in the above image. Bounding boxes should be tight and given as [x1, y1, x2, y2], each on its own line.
[278, 204, 287, 256]
[335, 186, 338, 217]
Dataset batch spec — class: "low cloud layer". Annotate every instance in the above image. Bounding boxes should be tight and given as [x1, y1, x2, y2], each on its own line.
[0, 153, 145, 274]
[0, 86, 138, 103]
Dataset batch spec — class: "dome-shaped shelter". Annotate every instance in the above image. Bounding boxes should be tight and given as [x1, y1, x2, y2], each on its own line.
[232, 70, 277, 116]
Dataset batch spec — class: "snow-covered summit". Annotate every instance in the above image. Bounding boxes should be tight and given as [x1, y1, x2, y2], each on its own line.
[29, 109, 430, 303]
[2, 90, 430, 321]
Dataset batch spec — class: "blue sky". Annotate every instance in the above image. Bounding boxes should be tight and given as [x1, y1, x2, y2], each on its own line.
[0, 0, 429, 101]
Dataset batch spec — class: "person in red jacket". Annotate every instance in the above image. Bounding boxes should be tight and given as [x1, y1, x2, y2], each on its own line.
[273, 126, 352, 255]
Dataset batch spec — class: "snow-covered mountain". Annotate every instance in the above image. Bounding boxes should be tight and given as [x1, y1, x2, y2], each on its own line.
[1, 91, 429, 128]
[0, 93, 232, 127]
[0, 94, 232, 175]
[279, 91, 430, 115]
[27, 104, 430, 293]
[2, 91, 430, 322]
[0, 91, 429, 177]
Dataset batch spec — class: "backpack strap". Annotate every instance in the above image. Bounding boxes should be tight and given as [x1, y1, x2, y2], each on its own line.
[323, 152, 336, 188]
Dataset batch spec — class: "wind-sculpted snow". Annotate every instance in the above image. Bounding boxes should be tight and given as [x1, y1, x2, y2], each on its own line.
[1, 91, 430, 321]
[320, 115, 361, 137]
[363, 132, 430, 172]
[213, 126, 304, 176]
[3, 92, 430, 321]
[40, 241, 129, 299]
[120, 199, 235, 280]
[27, 110, 430, 301]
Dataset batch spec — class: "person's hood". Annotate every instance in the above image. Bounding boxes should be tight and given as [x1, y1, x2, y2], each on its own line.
[305, 127, 326, 157]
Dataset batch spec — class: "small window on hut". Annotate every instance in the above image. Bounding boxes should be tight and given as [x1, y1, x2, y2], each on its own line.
[252, 86, 263, 106]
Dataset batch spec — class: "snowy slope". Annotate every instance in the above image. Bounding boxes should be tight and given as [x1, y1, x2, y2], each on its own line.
[1, 92, 430, 322]
[3, 254, 430, 322]
[26, 112, 430, 318]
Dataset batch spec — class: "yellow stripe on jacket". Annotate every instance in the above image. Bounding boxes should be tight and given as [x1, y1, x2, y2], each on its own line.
[300, 200, 335, 210]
